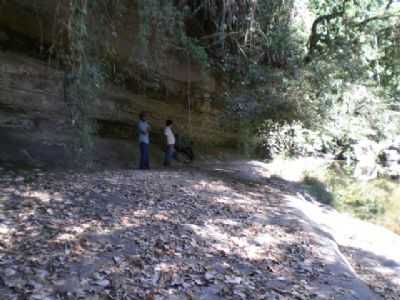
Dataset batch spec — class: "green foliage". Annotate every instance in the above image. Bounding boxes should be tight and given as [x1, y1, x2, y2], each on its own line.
[64, 64, 103, 164]
[307, 0, 400, 98]
[255, 0, 305, 67]
[137, 0, 208, 66]
[302, 0, 400, 156]
[303, 175, 334, 205]
[300, 162, 400, 233]
[233, 0, 400, 158]
[63, 1, 103, 165]
[318, 84, 400, 148]
[177, 32, 209, 66]
[69, 2, 107, 165]
[258, 120, 318, 159]
[49, 0, 125, 166]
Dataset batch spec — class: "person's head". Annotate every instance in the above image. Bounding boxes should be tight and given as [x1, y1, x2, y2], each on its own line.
[139, 111, 147, 120]
[166, 120, 173, 127]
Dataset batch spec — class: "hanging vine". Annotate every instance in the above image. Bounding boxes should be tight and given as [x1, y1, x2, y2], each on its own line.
[137, 0, 209, 69]
[50, 0, 125, 167]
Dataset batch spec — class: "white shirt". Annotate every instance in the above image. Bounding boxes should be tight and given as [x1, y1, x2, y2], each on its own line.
[164, 126, 175, 145]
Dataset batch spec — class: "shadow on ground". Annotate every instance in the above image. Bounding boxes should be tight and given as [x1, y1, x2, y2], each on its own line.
[0, 163, 387, 299]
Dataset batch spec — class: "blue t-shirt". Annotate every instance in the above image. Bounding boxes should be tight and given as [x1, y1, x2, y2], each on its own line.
[138, 120, 150, 144]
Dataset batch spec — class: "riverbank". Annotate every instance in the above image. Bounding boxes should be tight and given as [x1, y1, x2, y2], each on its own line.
[303, 160, 400, 234]
[247, 157, 400, 234]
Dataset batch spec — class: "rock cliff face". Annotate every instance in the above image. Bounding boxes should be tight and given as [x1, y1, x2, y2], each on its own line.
[0, 1, 236, 168]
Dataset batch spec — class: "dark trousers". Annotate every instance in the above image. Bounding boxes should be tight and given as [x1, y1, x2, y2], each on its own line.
[139, 142, 150, 169]
[164, 145, 176, 166]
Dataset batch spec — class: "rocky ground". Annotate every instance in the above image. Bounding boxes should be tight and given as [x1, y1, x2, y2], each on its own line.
[0, 163, 399, 300]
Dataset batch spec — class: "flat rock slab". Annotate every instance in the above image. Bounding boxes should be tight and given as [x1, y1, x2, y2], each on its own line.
[0, 164, 393, 299]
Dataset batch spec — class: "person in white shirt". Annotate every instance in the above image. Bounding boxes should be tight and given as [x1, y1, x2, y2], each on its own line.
[138, 111, 151, 169]
[164, 119, 176, 166]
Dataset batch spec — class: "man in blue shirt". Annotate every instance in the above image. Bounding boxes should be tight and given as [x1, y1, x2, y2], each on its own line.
[138, 111, 150, 169]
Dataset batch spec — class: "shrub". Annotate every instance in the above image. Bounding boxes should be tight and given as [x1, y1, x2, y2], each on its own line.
[258, 120, 319, 159]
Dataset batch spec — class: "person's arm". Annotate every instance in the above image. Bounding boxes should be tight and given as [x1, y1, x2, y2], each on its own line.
[139, 122, 149, 134]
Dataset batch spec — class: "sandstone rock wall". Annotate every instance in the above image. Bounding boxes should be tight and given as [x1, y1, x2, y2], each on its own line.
[0, 51, 69, 167]
[0, 0, 218, 96]
[0, 1, 236, 167]
[0, 51, 234, 168]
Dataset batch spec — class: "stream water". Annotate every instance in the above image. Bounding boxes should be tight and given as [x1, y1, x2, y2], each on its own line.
[304, 161, 400, 234]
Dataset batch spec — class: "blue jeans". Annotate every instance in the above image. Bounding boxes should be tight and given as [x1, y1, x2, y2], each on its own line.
[164, 145, 176, 166]
[139, 142, 150, 169]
